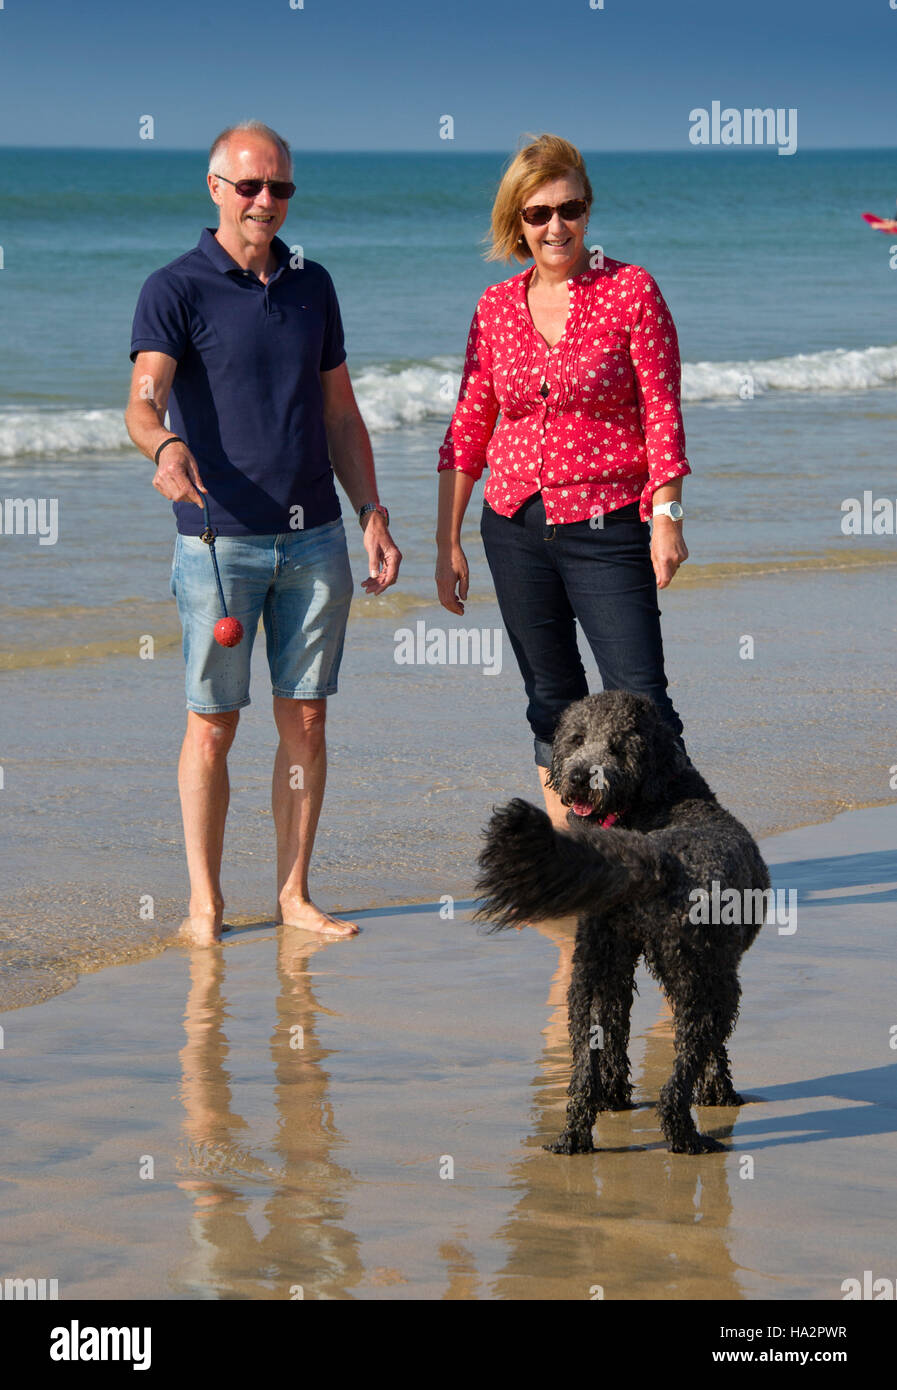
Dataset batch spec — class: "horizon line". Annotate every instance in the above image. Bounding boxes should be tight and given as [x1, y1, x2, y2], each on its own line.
[1, 143, 895, 155]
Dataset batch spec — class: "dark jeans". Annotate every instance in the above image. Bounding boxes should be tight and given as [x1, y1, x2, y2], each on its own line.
[480, 493, 686, 767]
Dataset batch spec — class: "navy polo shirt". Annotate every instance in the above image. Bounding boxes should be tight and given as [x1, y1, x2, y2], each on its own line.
[130, 228, 346, 535]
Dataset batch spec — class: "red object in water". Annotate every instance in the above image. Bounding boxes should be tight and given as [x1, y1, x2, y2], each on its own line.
[862, 211, 897, 233]
[214, 616, 244, 647]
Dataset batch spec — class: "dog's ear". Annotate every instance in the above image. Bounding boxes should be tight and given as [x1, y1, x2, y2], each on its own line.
[546, 702, 579, 790]
[647, 707, 689, 788]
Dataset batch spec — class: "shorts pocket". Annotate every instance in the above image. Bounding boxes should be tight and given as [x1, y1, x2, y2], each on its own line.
[169, 535, 181, 597]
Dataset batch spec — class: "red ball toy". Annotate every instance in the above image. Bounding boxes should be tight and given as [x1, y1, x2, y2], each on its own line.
[214, 616, 244, 647]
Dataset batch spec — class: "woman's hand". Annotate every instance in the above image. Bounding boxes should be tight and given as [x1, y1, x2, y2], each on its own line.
[436, 542, 469, 614]
[650, 519, 688, 589]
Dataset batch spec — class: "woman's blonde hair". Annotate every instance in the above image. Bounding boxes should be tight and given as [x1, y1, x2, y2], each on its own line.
[485, 133, 593, 263]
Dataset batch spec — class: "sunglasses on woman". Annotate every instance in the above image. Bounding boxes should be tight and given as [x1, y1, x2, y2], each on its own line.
[520, 198, 588, 225]
[212, 173, 297, 200]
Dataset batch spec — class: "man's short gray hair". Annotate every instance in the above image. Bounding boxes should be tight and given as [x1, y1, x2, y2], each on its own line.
[208, 122, 293, 177]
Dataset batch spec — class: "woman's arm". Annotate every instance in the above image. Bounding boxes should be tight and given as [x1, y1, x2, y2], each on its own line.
[436, 467, 476, 549]
[649, 478, 688, 590]
[435, 468, 476, 614]
[628, 271, 691, 587]
[629, 271, 691, 518]
[435, 305, 500, 613]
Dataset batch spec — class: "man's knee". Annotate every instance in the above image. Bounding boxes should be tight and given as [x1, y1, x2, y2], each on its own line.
[273, 696, 327, 748]
[186, 710, 240, 759]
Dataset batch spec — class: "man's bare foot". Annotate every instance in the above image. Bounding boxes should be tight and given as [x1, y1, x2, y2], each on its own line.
[178, 901, 225, 947]
[276, 895, 359, 937]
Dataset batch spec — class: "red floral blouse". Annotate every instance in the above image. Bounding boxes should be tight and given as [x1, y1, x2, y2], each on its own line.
[437, 257, 690, 523]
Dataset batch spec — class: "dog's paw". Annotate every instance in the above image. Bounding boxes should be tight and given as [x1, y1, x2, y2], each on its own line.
[668, 1132, 726, 1155]
[543, 1130, 595, 1155]
[474, 799, 559, 927]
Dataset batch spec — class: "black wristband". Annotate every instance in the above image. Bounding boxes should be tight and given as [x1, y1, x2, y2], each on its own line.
[154, 435, 184, 466]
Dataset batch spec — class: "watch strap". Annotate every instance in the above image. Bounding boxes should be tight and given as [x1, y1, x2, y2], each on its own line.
[359, 502, 389, 528]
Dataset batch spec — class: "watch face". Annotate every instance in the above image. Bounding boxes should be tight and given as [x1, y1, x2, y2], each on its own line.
[669, 502, 683, 519]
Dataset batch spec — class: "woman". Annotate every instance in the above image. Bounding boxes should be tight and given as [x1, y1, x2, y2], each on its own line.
[436, 133, 690, 828]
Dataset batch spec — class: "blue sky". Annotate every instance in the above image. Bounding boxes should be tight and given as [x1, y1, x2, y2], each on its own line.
[0, 0, 894, 150]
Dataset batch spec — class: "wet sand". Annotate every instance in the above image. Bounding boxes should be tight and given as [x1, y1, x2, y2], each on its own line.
[1, 802, 895, 1300]
[1, 558, 895, 1012]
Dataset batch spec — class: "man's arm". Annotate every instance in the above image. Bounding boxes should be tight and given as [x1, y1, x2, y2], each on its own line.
[321, 363, 400, 594]
[125, 351, 205, 508]
[320, 362, 379, 510]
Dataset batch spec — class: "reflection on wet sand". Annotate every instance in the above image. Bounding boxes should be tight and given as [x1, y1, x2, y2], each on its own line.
[173, 914, 747, 1299]
[174, 928, 363, 1299]
[3, 857, 892, 1301]
[491, 919, 743, 1300]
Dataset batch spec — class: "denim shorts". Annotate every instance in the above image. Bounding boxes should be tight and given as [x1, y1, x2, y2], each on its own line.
[169, 517, 354, 713]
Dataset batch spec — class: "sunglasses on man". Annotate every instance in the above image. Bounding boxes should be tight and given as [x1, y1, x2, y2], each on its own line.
[520, 198, 588, 225]
[213, 173, 297, 200]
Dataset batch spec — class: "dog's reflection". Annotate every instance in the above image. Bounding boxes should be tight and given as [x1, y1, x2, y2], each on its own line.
[490, 916, 745, 1301]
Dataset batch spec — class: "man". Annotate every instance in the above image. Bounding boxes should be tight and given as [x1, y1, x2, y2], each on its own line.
[125, 121, 400, 944]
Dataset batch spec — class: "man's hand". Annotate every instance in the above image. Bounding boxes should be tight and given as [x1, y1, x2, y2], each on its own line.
[360, 513, 401, 595]
[651, 517, 688, 589]
[435, 542, 469, 615]
[153, 441, 206, 509]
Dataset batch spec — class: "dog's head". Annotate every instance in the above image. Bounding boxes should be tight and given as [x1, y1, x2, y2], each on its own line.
[546, 691, 688, 823]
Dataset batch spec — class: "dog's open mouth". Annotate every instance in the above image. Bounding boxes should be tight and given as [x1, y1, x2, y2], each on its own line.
[565, 799, 620, 827]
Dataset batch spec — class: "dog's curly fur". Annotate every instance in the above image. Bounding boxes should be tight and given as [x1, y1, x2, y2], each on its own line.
[474, 691, 769, 1156]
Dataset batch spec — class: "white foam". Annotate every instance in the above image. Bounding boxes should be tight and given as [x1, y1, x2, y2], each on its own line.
[0, 408, 133, 460]
[2, 343, 896, 460]
[351, 361, 461, 432]
[682, 344, 897, 401]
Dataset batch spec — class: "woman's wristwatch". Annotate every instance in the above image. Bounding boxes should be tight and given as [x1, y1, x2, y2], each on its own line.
[652, 501, 684, 520]
[358, 502, 389, 529]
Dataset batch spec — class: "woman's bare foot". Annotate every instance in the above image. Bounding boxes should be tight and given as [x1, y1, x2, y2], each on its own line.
[276, 894, 358, 937]
[178, 900, 225, 947]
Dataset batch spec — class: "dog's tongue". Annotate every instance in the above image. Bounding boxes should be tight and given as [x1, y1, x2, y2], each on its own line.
[571, 801, 593, 817]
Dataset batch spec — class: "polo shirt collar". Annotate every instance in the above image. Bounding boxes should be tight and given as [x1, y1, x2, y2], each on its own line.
[197, 226, 291, 276]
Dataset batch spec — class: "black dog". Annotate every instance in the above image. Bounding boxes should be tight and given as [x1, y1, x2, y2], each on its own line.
[474, 691, 769, 1155]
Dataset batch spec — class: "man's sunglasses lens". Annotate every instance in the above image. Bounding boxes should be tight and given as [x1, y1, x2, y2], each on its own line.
[234, 180, 296, 199]
[522, 199, 588, 225]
